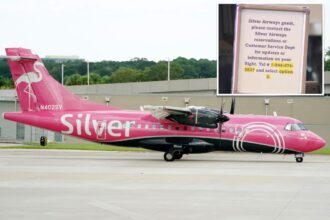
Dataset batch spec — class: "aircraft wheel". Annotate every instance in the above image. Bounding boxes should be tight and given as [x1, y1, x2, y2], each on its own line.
[164, 152, 175, 162]
[40, 136, 47, 146]
[174, 152, 183, 160]
[295, 153, 304, 163]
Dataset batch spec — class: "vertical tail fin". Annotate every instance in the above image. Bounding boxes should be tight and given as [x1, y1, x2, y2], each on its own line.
[6, 48, 118, 112]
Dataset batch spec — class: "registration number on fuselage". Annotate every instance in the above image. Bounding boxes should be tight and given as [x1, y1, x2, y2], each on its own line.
[40, 104, 63, 110]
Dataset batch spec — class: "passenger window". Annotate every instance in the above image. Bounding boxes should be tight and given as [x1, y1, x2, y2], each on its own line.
[237, 128, 242, 134]
[152, 124, 156, 129]
[168, 125, 172, 130]
[126, 122, 134, 128]
[137, 124, 142, 129]
[198, 127, 203, 131]
[145, 124, 149, 129]
[191, 127, 195, 131]
[160, 125, 164, 130]
[184, 126, 188, 131]
[229, 127, 234, 133]
[221, 127, 226, 132]
[175, 126, 179, 130]
[206, 128, 210, 132]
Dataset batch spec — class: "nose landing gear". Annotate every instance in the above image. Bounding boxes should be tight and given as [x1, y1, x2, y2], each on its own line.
[295, 153, 304, 163]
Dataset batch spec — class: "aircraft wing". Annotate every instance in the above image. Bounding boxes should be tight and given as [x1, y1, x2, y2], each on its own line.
[141, 105, 192, 119]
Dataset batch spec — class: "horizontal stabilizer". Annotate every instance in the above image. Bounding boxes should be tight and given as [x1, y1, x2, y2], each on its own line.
[3, 55, 38, 61]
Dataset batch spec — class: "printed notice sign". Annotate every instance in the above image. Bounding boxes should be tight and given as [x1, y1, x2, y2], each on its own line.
[232, 5, 309, 95]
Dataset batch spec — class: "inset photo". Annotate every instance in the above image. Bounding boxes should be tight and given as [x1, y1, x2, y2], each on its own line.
[217, 4, 323, 95]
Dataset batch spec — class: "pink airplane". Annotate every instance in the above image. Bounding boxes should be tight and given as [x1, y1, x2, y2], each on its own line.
[2, 48, 326, 162]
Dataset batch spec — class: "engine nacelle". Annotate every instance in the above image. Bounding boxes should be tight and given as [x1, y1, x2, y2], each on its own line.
[167, 107, 221, 128]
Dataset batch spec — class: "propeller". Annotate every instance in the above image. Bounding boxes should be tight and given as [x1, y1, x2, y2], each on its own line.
[217, 98, 227, 147]
[217, 98, 230, 123]
[217, 98, 235, 146]
[230, 97, 235, 114]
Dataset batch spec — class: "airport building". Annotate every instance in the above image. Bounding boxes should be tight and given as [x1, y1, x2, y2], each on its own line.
[1, 74, 330, 146]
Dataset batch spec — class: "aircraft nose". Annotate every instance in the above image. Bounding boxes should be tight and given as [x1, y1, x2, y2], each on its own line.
[314, 137, 326, 150]
[309, 132, 326, 151]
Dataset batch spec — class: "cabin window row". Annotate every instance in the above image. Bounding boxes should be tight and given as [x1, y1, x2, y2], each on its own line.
[131, 123, 243, 134]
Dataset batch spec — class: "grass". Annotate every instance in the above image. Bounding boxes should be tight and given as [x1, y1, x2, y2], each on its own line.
[0, 143, 147, 152]
[310, 147, 330, 155]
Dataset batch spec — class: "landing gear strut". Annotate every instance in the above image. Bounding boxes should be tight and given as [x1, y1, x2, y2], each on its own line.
[174, 151, 183, 160]
[295, 153, 304, 163]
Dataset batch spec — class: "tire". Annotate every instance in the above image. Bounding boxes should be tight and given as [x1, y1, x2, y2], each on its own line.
[164, 152, 175, 162]
[40, 136, 47, 146]
[296, 157, 303, 163]
[174, 152, 183, 160]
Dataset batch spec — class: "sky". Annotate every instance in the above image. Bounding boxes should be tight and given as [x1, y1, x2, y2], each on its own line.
[0, 0, 328, 61]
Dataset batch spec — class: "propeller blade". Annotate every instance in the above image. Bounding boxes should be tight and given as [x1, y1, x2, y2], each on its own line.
[230, 97, 235, 115]
[218, 98, 226, 146]
[220, 98, 224, 115]
[219, 122, 223, 144]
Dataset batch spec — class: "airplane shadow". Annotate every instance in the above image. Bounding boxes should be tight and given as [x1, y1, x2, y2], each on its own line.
[53, 156, 330, 164]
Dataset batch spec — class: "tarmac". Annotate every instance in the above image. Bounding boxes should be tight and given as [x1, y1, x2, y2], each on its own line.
[0, 149, 329, 220]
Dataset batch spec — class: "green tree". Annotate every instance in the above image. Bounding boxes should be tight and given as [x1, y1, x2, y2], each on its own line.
[0, 75, 13, 88]
[65, 73, 85, 85]
[142, 62, 167, 81]
[101, 75, 111, 84]
[0, 56, 217, 87]
[109, 67, 143, 83]
[325, 47, 330, 71]
[89, 72, 103, 84]
[198, 59, 216, 78]
[142, 61, 184, 81]
[43, 60, 62, 82]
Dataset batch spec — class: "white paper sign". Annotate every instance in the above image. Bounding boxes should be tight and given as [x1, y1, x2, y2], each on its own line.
[232, 5, 309, 95]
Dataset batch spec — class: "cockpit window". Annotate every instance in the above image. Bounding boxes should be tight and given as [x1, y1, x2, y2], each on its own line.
[297, 123, 308, 130]
[284, 124, 291, 131]
[284, 123, 308, 131]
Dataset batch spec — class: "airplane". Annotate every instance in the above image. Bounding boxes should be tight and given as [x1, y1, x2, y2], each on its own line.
[2, 48, 326, 162]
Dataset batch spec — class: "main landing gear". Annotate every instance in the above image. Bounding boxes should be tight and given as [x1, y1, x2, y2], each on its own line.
[295, 153, 304, 163]
[40, 136, 48, 146]
[164, 146, 184, 162]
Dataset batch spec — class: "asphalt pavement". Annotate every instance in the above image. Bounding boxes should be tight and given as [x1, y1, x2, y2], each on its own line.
[0, 149, 329, 220]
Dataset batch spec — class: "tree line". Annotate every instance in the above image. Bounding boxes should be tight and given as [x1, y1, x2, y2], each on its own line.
[1, 47, 329, 89]
[326, 47, 330, 72]
[0, 57, 216, 88]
